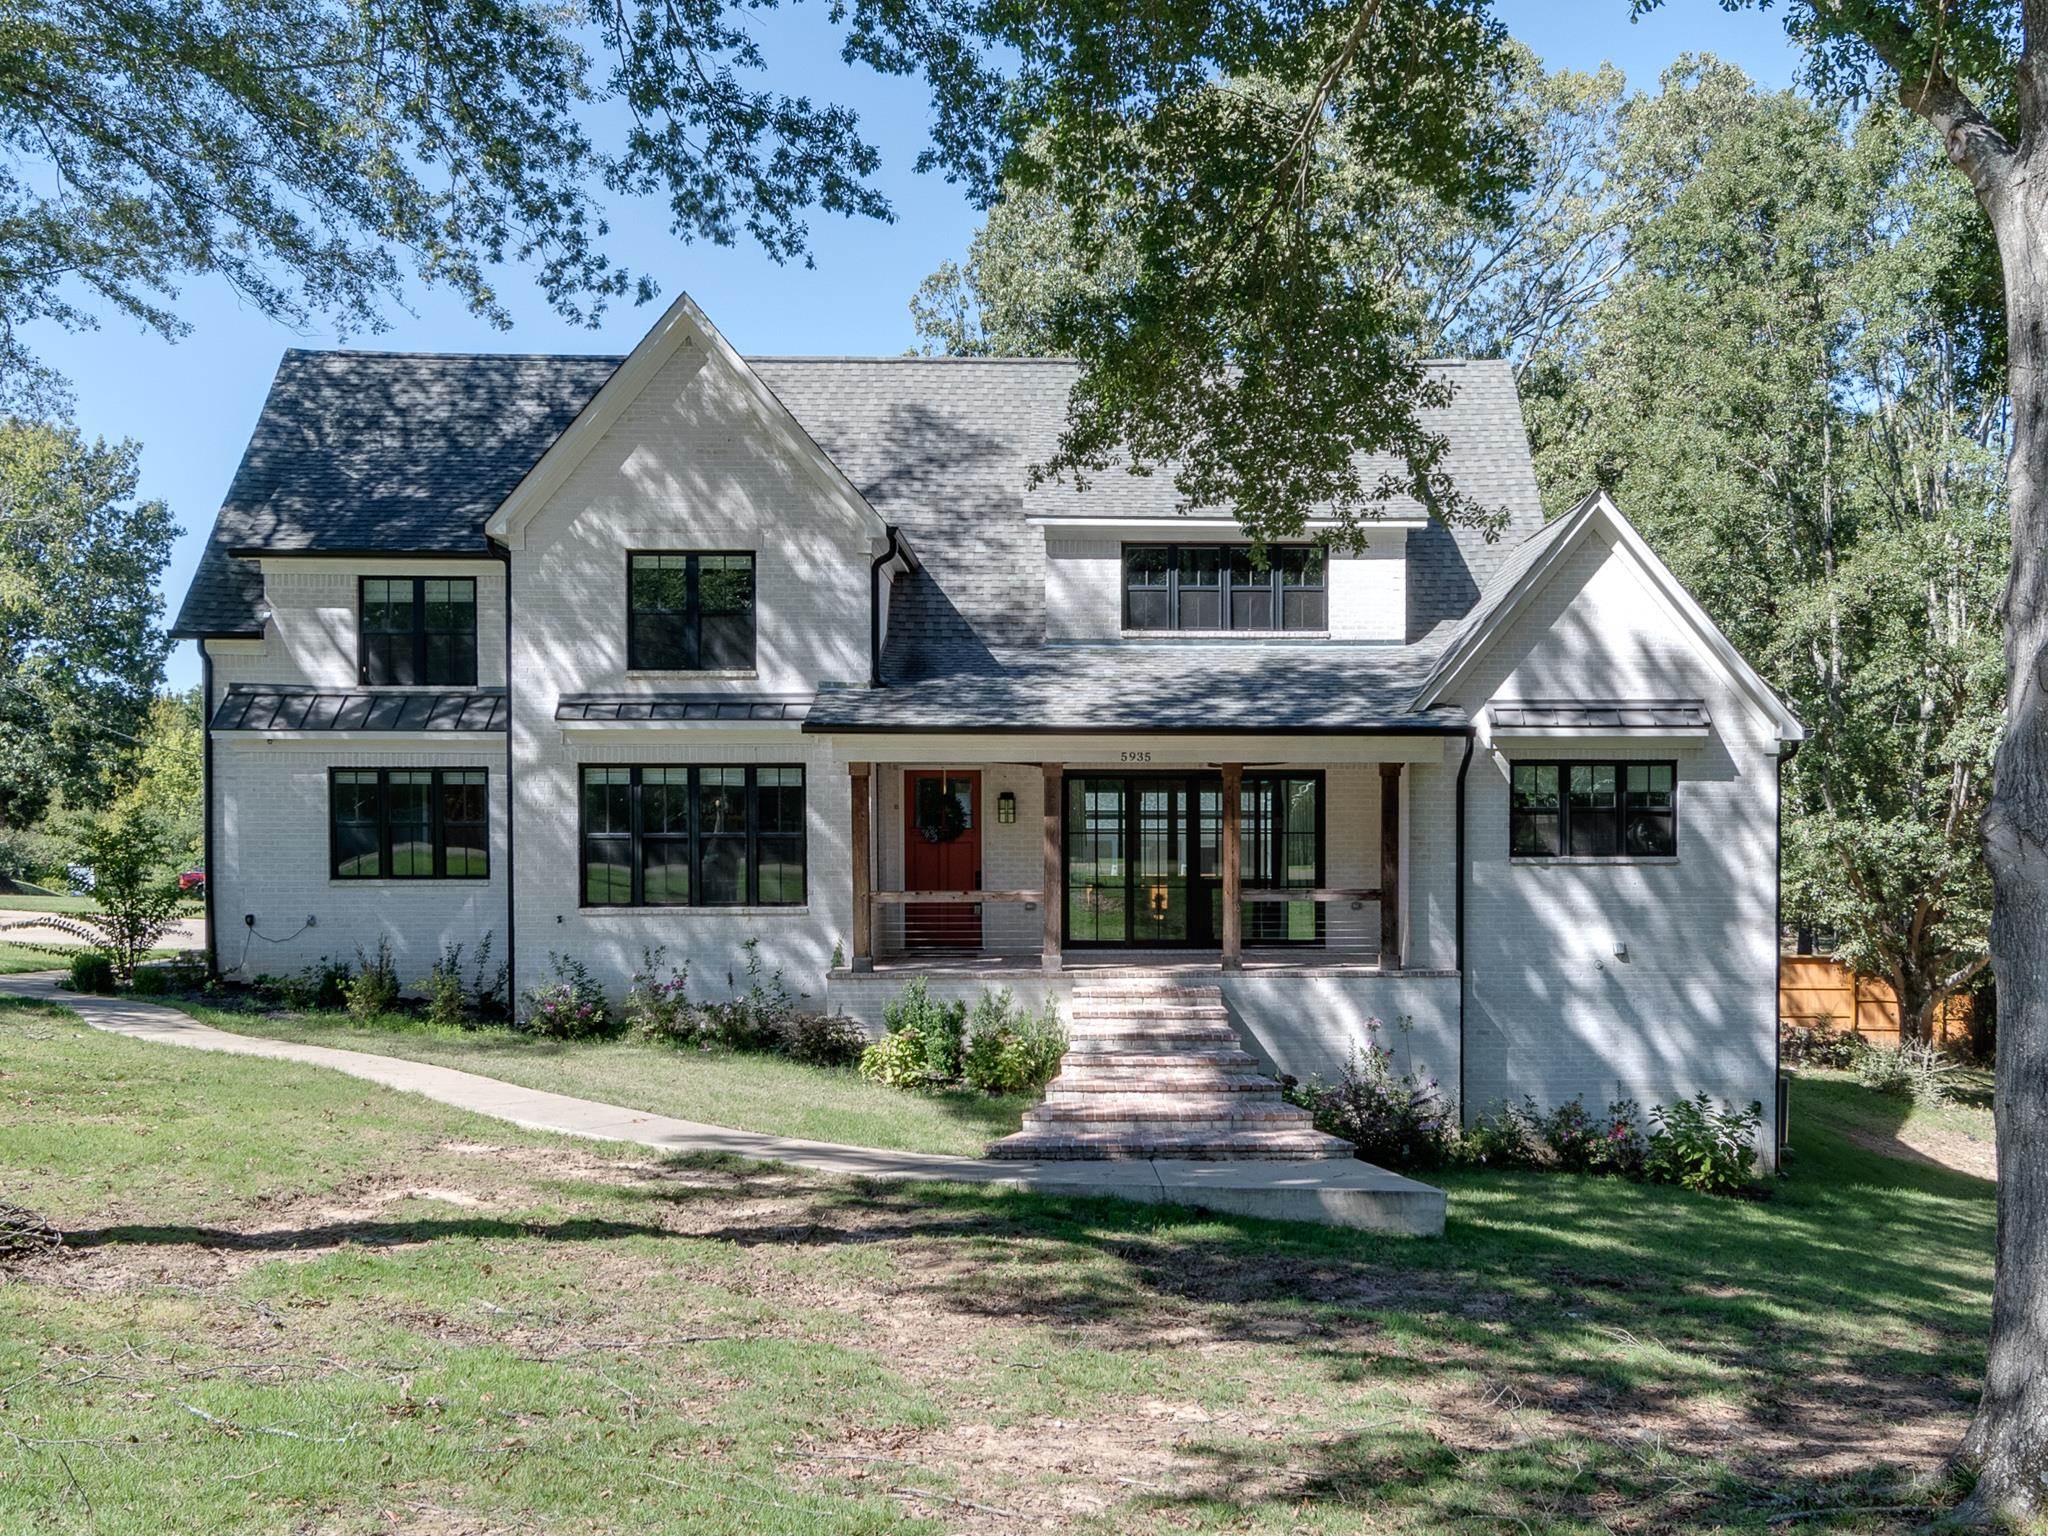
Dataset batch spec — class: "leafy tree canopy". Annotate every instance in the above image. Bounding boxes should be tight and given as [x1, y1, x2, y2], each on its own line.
[0, 417, 173, 827]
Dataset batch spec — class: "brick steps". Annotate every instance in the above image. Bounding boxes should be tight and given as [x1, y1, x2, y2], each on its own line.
[987, 980, 1352, 1163]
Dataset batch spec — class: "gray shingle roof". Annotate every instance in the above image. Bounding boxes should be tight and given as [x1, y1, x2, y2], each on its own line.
[557, 693, 814, 723]
[1489, 700, 1709, 730]
[210, 686, 508, 732]
[173, 350, 622, 636]
[175, 351, 1548, 664]
[804, 641, 1468, 732]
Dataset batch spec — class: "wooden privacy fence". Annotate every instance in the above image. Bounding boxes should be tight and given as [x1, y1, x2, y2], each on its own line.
[1779, 955, 1971, 1048]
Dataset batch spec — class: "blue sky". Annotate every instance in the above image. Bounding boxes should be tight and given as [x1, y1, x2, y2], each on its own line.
[32, 2, 1804, 693]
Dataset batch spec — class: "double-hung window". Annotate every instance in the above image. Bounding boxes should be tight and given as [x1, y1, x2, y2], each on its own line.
[1510, 761, 1677, 859]
[627, 552, 756, 670]
[579, 765, 805, 907]
[1122, 544, 1325, 632]
[359, 577, 477, 685]
[330, 769, 489, 879]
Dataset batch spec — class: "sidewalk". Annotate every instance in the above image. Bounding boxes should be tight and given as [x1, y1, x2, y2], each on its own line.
[0, 973, 1445, 1235]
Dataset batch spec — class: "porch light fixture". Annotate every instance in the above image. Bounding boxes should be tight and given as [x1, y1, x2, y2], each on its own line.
[996, 791, 1017, 824]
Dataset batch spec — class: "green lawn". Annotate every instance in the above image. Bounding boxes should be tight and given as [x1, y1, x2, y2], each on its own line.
[0, 995, 1995, 1534]
[0, 944, 83, 974]
[171, 999, 1033, 1157]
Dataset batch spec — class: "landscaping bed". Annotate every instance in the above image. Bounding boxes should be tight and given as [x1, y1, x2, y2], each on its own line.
[0, 995, 1994, 1534]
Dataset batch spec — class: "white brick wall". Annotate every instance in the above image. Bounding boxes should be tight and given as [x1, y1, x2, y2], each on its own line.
[506, 337, 877, 1003]
[1453, 530, 1781, 1153]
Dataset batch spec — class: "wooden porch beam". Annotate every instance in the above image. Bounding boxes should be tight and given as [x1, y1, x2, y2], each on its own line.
[849, 763, 873, 972]
[1379, 762, 1402, 970]
[1221, 763, 1243, 971]
[1042, 763, 1063, 974]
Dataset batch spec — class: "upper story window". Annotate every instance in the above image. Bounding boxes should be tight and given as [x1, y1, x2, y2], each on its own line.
[628, 552, 756, 670]
[360, 577, 477, 686]
[1123, 544, 1326, 632]
[1510, 760, 1677, 859]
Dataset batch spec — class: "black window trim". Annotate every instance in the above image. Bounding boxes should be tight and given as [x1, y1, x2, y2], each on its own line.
[1508, 757, 1680, 861]
[328, 767, 491, 881]
[578, 763, 806, 909]
[357, 575, 479, 687]
[625, 549, 758, 671]
[1121, 542, 1327, 633]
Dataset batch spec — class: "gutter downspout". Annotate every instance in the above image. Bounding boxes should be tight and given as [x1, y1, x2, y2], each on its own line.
[494, 541, 517, 1014]
[1454, 728, 1475, 1125]
[201, 648, 219, 979]
[1774, 735, 1799, 1160]
[868, 525, 902, 689]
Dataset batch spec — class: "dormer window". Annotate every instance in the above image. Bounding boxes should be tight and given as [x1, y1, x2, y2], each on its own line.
[359, 577, 477, 685]
[1123, 544, 1325, 633]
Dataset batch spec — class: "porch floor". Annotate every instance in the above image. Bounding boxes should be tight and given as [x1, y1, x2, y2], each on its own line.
[839, 949, 1455, 980]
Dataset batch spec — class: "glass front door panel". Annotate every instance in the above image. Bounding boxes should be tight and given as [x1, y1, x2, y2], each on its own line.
[1066, 778, 1128, 943]
[1067, 774, 1321, 948]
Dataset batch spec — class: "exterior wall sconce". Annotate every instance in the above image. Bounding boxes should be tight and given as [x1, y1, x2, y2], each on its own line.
[996, 791, 1017, 824]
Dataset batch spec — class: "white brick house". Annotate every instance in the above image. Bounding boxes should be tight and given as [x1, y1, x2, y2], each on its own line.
[174, 294, 1804, 1155]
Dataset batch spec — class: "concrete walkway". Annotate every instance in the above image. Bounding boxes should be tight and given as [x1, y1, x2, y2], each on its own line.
[0, 974, 1445, 1235]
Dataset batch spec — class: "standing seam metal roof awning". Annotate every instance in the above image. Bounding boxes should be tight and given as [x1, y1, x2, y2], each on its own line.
[1487, 700, 1710, 730]
[555, 693, 814, 724]
[211, 687, 509, 732]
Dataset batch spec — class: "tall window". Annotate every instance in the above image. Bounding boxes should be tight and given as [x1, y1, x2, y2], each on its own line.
[330, 769, 489, 879]
[1122, 544, 1325, 632]
[359, 577, 477, 685]
[627, 552, 756, 670]
[1510, 760, 1677, 859]
[579, 765, 804, 907]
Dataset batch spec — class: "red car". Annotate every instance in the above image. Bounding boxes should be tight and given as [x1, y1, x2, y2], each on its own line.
[178, 869, 206, 896]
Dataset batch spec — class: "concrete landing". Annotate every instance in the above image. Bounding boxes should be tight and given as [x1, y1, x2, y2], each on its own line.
[0, 974, 1445, 1236]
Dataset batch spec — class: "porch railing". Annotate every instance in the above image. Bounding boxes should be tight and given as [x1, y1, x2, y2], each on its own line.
[870, 888, 1045, 956]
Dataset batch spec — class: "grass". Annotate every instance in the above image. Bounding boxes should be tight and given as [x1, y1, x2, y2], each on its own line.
[170, 998, 1033, 1157]
[0, 991, 1999, 1534]
[0, 891, 100, 914]
[0, 943, 87, 974]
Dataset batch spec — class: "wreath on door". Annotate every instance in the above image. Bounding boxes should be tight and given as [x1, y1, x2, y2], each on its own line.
[916, 781, 968, 843]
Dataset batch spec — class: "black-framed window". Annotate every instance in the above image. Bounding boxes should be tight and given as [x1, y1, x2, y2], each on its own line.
[330, 768, 490, 879]
[627, 552, 756, 670]
[579, 765, 805, 907]
[1122, 544, 1325, 632]
[359, 577, 477, 686]
[1510, 760, 1677, 859]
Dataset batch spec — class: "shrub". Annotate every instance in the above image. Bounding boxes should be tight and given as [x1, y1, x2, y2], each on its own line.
[68, 950, 114, 994]
[1457, 1101, 1544, 1170]
[858, 1028, 930, 1089]
[1644, 1094, 1763, 1196]
[1530, 1097, 1602, 1172]
[700, 938, 799, 1051]
[467, 932, 509, 1019]
[275, 959, 350, 1011]
[779, 1011, 870, 1068]
[1856, 1041, 1959, 1105]
[1782, 1020, 1863, 1069]
[420, 941, 479, 1029]
[345, 938, 401, 1019]
[1283, 1019, 1455, 1171]
[7, 805, 182, 982]
[625, 946, 702, 1045]
[861, 977, 968, 1090]
[522, 952, 615, 1038]
[961, 990, 1067, 1094]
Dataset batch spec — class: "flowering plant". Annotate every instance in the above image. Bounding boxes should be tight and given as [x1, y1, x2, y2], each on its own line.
[520, 952, 615, 1038]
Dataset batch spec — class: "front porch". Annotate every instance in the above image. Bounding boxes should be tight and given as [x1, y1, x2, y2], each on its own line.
[844, 753, 1420, 975]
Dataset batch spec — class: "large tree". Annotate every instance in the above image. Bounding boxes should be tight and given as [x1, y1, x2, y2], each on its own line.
[0, 418, 173, 829]
[1628, 0, 2048, 1519]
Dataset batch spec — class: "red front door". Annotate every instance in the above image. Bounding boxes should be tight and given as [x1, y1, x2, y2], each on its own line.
[903, 770, 982, 948]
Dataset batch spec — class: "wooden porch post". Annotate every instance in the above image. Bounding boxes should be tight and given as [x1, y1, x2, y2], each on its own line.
[1042, 763, 1063, 973]
[1221, 763, 1243, 970]
[1379, 763, 1402, 970]
[849, 763, 873, 972]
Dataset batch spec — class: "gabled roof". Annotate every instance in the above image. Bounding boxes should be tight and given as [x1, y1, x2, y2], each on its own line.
[485, 293, 888, 549]
[1411, 491, 1805, 744]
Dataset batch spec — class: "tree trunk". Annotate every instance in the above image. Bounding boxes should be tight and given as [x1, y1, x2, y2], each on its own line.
[1961, 171, 2048, 1522]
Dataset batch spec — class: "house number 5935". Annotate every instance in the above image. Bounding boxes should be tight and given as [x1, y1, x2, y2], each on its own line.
[1120, 751, 1153, 763]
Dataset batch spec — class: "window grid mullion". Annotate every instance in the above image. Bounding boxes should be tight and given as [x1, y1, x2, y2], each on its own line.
[745, 768, 759, 905]
[630, 767, 645, 908]
[687, 765, 702, 910]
